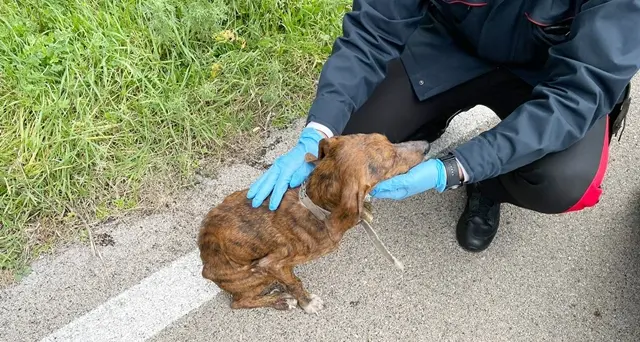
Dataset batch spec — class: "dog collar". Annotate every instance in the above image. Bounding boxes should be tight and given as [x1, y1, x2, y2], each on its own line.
[298, 181, 331, 221]
[298, 181, 375, 220]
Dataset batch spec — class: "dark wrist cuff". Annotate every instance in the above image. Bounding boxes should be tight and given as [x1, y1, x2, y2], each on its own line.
[439, 154, 463, 190]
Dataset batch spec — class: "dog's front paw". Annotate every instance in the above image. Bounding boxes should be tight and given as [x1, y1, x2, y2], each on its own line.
[284, 297, 298, 310]
[273, 294, 297, 311]
[301, 294, 324, 314]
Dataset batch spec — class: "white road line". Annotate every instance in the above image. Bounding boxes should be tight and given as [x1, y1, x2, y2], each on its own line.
[41, 250, 220, 342]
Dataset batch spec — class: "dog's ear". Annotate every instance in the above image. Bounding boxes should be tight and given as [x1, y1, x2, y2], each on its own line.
[327, 180, 370, 234]
[305, 138, 331, 163]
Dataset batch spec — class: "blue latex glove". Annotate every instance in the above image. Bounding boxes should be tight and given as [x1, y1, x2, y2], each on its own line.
[247, 127, 324, 210]
[370, 158, 448, 200]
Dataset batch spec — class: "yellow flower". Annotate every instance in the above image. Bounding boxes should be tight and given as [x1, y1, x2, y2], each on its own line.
[215, 30, 237, 42]
[211, 63, 222, 79]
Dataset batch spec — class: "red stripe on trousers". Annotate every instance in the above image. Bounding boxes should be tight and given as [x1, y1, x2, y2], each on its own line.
[563, 116, 610, 213]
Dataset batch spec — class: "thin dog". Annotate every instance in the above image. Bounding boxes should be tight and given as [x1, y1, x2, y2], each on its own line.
[197, 133, 429, 313]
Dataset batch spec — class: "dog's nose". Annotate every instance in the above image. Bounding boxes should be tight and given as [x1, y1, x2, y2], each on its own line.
[418, 141, 430, 155]
[421, 142, 430, 155]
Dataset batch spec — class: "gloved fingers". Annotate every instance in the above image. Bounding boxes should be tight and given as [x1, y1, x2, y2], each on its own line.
[247, 169, 271, 200]
[289, 162, 314, 188]
[370, 188, 409, 200]
[250, 168, 280, 208]
[370, 174, 412, 199]
[371, 176, 404, 193]
[268, 168, 297, 210]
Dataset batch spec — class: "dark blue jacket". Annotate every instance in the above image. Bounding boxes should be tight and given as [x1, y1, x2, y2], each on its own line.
[306, 0, 640, 183]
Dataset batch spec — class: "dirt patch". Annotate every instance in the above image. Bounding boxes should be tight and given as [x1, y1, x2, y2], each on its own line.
[0, 270, 14, 288]
[215, 128, 283, 170]
[244, 136, 282, 169]
[95, 233, 116, 247]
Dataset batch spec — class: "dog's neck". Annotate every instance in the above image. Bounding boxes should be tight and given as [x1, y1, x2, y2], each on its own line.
[301, 165, 373, 220]
[299, 162, 404, 270]
[298, 181, 330, 220]
[302, 166, 341, 212]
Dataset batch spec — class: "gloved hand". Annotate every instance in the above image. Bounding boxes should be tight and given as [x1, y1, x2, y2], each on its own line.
[370, 158, 447, 200]
[247, 127, 324, 210]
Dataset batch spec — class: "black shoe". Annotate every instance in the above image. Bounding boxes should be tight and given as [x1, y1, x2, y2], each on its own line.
[456, 184, 501, 252]
[609, 83, 631, 141]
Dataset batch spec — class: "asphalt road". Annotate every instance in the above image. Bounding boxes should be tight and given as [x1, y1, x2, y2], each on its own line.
[1, 82, 639, 342]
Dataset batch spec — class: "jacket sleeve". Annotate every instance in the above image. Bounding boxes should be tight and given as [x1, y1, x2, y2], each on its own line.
[452, 0, 640, 183]
[306, 0, 427, 135]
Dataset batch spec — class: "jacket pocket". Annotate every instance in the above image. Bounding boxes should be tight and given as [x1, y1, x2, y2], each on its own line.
[434, 0, 488, 24]
[525, 0, 583, 46]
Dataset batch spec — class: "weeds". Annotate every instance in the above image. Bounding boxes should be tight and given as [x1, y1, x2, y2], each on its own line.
[0, 0, 348, 273]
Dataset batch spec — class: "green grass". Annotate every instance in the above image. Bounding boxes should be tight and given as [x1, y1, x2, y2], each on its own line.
[0, 0, 349, 274]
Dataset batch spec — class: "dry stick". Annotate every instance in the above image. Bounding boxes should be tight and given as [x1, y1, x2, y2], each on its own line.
[361, 200, 404, 271]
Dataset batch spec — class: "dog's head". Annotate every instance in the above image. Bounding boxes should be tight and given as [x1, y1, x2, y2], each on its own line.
[305, 133, 430, 233]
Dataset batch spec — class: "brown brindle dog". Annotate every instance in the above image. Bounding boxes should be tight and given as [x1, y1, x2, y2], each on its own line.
[197, 133, 429, 313]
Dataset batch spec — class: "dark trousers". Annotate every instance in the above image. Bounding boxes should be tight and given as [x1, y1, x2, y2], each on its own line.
[342, 59, 620, 214]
